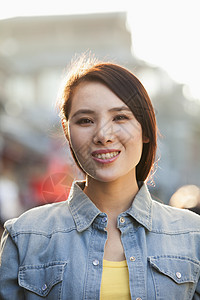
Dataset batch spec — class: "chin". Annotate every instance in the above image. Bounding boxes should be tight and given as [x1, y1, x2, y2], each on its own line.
[87, 166, 137, 184]
[88, 171, 122, 183]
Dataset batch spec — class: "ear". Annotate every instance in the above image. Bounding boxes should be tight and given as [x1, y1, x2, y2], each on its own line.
[143, 135, 150, 143]
[61, 119, 69, 140]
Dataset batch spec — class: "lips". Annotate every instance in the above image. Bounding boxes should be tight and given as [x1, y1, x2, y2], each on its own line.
[93, 151, 120, 159]
[91, 149, 121, 163]
[92, 149, 121, 155]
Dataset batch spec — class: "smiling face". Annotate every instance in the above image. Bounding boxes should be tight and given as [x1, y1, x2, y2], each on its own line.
[67, 81, 147, 183]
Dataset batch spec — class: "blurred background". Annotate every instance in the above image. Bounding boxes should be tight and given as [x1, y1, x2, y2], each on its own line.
[0, 0, 200, 236]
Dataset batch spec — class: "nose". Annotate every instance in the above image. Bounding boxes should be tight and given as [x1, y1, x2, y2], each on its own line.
[93, 121, 114, 145]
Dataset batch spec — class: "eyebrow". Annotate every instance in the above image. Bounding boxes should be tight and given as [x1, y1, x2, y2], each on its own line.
[71, 106, 131, 118]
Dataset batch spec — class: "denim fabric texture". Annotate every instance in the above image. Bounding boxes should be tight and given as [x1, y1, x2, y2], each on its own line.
[0, 181, 200, 300]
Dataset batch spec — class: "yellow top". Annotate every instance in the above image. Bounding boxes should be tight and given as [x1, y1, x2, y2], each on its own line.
[100, 259, 131, 300]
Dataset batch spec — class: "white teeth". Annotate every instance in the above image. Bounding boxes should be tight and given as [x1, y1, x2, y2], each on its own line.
[94, 151, 120, 159]
[105, 153, 110, 159]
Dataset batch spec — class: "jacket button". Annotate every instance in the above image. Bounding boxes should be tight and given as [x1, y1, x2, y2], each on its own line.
[102, 217, 107, 223]
[130, 256, 136, 261]
[92, 259, 99, 266]
[176, 272, 181, 279]
[136, 298, 142, 300]
[120, 217, 125, 223]
[42, 284, 47, 291]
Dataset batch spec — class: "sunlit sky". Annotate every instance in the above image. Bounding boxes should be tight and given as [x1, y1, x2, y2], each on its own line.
[1, 0, 200, 100]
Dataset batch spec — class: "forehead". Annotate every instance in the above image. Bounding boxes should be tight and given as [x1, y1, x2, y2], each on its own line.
[71, 81, 127, 110]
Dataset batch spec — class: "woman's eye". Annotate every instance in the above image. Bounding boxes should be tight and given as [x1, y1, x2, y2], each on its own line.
[76, 118, 93, 125]
[113, 115, 129, 121]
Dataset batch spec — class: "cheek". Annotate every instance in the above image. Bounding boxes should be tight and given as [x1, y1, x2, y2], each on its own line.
[128, 133, 143, 152]
[117, 121, 143, 144]
[69, 128, 81, 151]
[68, 126, 91, 159]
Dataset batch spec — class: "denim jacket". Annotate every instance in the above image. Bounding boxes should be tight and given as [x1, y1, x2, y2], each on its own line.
[0, 181, 200, 300]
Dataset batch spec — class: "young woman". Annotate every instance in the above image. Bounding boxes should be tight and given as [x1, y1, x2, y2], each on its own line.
[0, 57, 200, 300]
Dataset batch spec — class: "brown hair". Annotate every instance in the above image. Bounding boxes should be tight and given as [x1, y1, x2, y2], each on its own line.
[58, 56, 157, 182]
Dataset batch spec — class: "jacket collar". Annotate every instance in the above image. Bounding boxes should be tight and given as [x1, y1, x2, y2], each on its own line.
[126, 183, 152, 231]
[68, 181, 102, 232]
[68, 180, 152, 232]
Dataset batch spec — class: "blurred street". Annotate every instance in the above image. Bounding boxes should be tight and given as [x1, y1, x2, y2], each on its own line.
[0, 12, 200, 236]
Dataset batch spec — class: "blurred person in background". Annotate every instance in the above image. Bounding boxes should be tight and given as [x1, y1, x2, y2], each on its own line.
[0, 55, 200, 299]
[170, 185, 200, 215]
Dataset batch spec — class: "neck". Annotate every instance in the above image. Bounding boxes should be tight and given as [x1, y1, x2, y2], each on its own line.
[83, 172, 139, 216]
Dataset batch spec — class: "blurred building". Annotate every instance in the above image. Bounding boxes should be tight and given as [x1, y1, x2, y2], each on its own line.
[0, 12, 135, 223]
[0, 12, 200, 226]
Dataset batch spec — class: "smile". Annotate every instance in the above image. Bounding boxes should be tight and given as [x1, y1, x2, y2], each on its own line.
[93, 151, 120, 159]
[91, 150, 121, 164]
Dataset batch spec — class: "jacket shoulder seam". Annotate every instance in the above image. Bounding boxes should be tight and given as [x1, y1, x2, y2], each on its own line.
[151, 229, 200, 235]
[7, 226, 77, 238]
